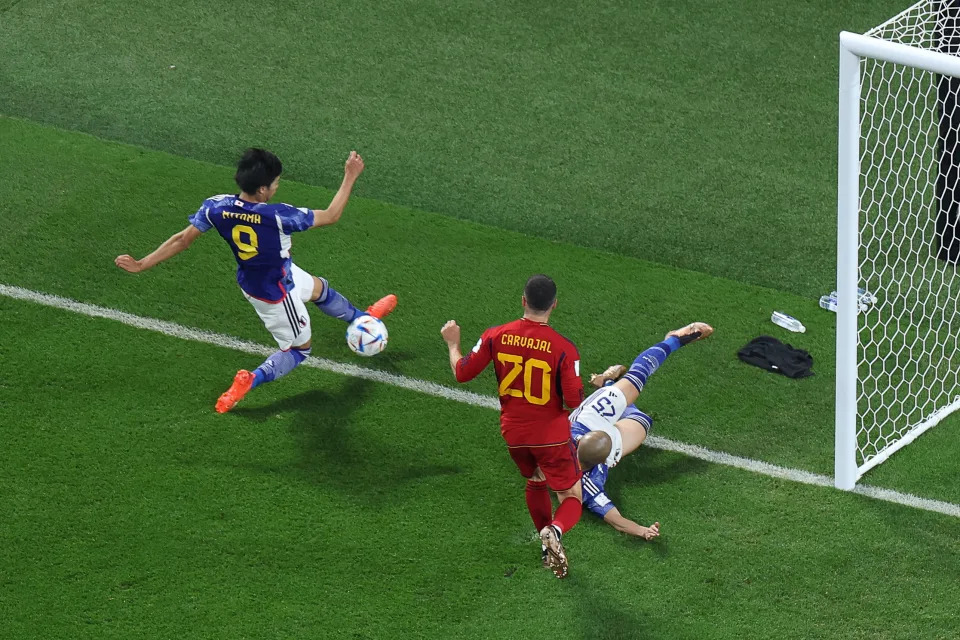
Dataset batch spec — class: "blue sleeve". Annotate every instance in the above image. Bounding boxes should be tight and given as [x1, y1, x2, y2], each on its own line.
[276, 204, 315, 233]
[581, 470, 616, 518]
[188, 203, 213, 232]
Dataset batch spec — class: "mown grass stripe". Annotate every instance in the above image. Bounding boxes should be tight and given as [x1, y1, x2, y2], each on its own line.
[3, 282, 958, 520]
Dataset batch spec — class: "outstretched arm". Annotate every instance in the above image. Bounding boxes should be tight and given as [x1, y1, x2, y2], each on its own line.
[441, 321, 493, 382]
[115, 224, 203, 273]
[602, 508, 660, 540]
[310, 151, 365, 228]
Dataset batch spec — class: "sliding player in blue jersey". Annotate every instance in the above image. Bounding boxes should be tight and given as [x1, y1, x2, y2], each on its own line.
[570, 322, 713, 540]
[115, 148, 396, 413]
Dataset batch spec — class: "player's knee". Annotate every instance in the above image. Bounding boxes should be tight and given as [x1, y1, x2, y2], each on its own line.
[294, 340, 312, 352]
[640, 411, 653, 434]
[557, 481, 582, 502]
[623, 407, 653, 434]
[529, 467, 546, 483]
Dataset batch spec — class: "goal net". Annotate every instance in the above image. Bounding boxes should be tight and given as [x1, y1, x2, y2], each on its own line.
[837, 1, 960, 488]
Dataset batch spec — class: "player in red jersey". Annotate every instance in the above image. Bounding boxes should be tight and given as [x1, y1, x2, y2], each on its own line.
[440, 274, 584, 579]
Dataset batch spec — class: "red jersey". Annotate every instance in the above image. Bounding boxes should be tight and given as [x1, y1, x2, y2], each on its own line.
[455, 318, 583, 447]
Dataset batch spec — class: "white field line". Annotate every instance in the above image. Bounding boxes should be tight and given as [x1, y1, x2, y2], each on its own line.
[3, 283, 959, 519]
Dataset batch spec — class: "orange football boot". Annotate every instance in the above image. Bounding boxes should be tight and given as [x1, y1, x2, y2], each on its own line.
[215, 369, 255, 414]
[366, 294, 398, 319]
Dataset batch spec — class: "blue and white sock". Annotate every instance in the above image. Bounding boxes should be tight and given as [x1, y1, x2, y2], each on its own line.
[251, 347, 311, 389]
[621, 406, 654, 433]
[314, 277, 361, 323]
[621, 336, 682, 393]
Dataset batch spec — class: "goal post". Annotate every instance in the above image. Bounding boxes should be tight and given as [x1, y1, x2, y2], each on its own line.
[836, 35, 860, 491]
[836, 2, 960, 489]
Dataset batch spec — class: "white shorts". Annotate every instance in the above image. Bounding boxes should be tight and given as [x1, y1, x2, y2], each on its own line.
[570, 386, 628, 467]
[243, 263, 315, 350]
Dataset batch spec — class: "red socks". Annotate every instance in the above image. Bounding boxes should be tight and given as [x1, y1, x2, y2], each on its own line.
[525, 480, 552, 531]
[551, 497, 582, 535]
[526, 482, 583, 536]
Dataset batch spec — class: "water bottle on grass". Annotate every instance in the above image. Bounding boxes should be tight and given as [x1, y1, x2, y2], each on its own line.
[822, 289, 872, 313]
[771, 311, 805, 333]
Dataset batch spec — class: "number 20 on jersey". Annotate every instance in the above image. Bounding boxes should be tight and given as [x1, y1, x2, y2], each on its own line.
[497, 354, 552, 405]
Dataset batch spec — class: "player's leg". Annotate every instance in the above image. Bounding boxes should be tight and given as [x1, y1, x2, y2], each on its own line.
[616, 407, 653, 458]
[215, 293, 312, 413]
[292, 264, 362, 323]
[508, 450, 561, 572]
[526, 467, 556, 569]
[292, 264, 397, 322]
[249, 291, 313, 390]
[612, 322, 713, 405]
[510, 447, 553, 533]
[525, 466, 553, 539]
[249, 344, 312, 389]
[536, 441, 583, 579]
[552, 480, 583, 535]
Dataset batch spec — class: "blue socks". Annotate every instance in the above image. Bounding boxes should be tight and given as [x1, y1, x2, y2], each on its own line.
[251, 346, 311, 389]
[621, 406, 654, 433]
[622, 336, 682, 393]
[314, 277, 361, 323]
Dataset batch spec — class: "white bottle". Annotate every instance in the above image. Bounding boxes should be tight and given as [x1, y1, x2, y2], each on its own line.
[827, 290, 870, 313]
[771, 311, 806, 333]
[830, 288, 877, 307]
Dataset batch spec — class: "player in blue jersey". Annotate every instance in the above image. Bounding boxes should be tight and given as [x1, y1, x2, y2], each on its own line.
[569, 322, 713, 541]
[115, 148, 397, 413]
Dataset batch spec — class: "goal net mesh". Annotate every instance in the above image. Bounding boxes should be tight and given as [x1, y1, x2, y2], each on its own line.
[856, 1, 960, 474]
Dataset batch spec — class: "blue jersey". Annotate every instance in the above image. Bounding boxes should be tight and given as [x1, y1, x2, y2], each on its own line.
[572, 421, 616, 518]
[189, 194, 315, 302]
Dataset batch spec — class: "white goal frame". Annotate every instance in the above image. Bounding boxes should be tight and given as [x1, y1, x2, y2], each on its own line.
[836, 30, 960, 489]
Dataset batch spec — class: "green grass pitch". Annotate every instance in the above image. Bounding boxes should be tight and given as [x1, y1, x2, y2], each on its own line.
[1, 1, 959, 638]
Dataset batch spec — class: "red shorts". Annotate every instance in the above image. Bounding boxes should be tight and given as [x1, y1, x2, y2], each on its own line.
[508, 440, 581, 491]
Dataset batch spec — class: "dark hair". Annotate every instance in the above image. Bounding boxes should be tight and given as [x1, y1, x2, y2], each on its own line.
[524, 274, 557, 312]
[235, 148, 283, 194]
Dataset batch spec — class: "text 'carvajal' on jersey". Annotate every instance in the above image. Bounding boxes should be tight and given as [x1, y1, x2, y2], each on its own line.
[189, 195, 314, 302]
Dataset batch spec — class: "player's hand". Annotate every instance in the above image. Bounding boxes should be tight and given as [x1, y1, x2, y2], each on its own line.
[115, 255, 144, 273]
[639, 522, 660, 540]
[440, 320, 461, 345]
[344, 151, 365, 180]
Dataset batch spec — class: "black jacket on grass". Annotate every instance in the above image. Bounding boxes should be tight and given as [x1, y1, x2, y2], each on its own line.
[737, 336, 813, 379]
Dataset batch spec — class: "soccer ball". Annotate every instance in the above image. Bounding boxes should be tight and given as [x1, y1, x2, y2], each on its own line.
[346, 315, 388, 356]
